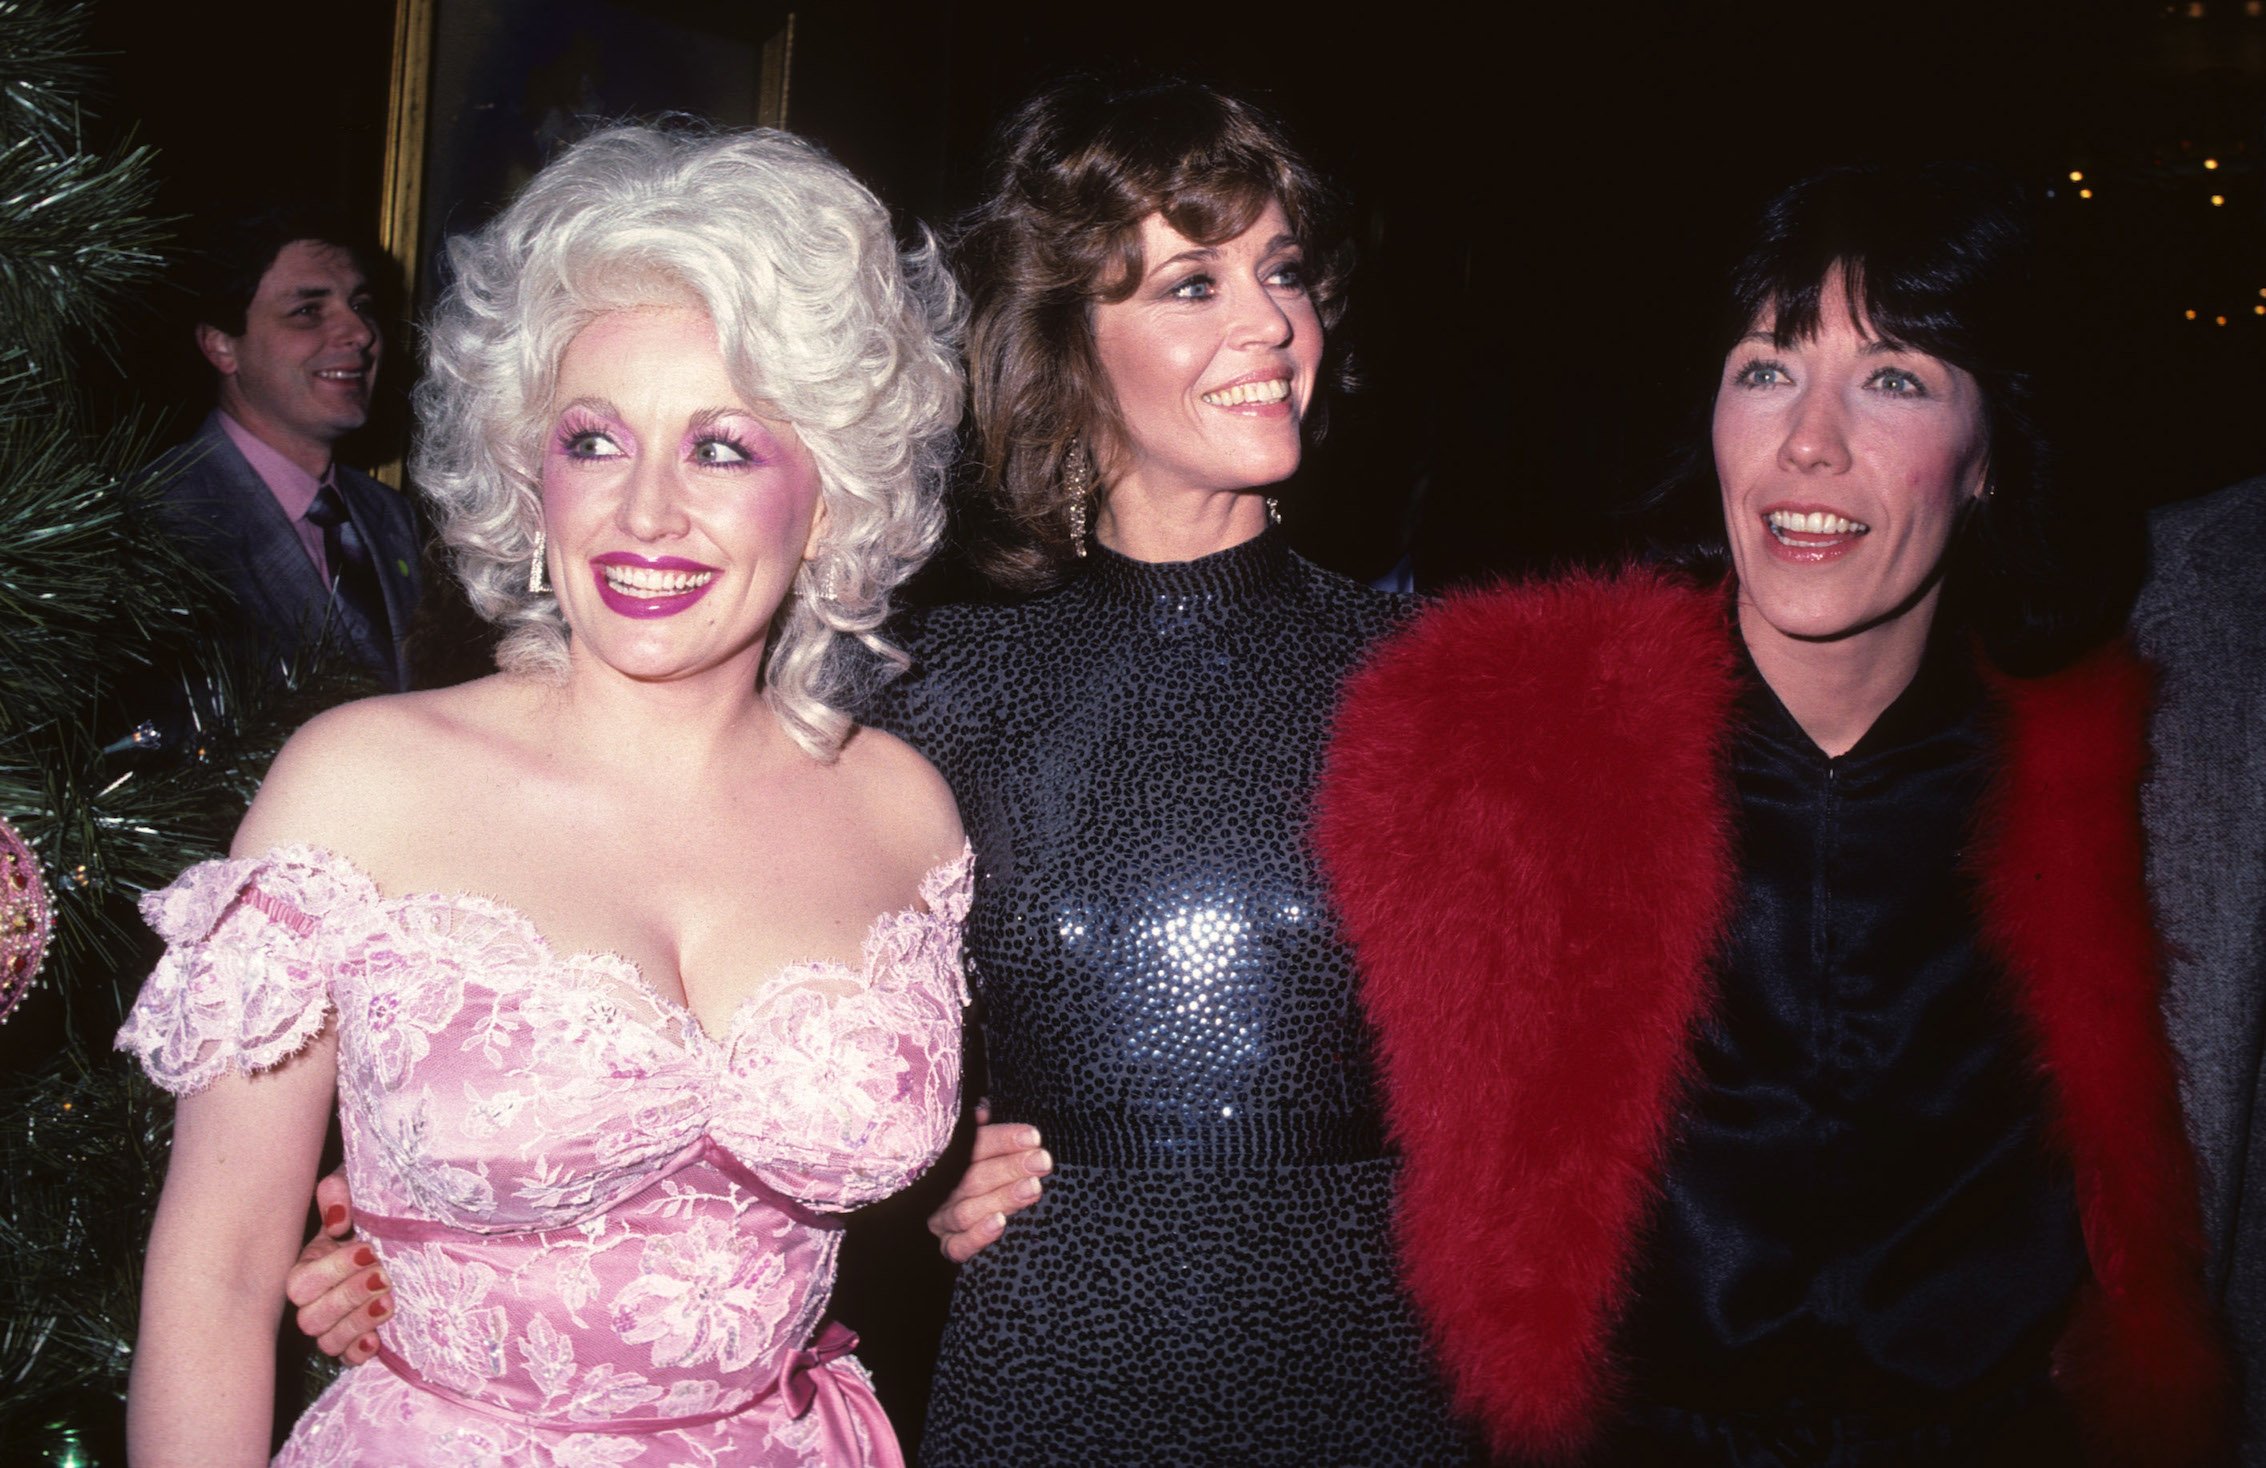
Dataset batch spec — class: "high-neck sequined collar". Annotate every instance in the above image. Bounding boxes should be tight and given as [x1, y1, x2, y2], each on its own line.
[1081, 525, 1294, 613]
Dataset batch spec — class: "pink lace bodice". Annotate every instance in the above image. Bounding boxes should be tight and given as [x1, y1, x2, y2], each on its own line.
[119, 843, 971, 1467]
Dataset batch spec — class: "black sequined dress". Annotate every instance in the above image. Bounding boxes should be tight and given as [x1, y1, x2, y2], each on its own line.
[869, 529, 1474, 1467]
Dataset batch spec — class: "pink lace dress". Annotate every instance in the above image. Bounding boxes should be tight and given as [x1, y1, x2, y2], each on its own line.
[117, 843, 972, 1468]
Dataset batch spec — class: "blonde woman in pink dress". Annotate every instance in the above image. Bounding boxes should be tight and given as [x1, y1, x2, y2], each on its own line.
[117, 124, 969, 1467]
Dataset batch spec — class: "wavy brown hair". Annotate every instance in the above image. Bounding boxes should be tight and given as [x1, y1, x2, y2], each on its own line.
[954, 75, 1350, 592]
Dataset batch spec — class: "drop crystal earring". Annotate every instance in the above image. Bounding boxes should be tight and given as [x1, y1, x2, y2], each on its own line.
[1063, 437, 1092, 557]
[1266, 497, 1282, 526]
[529, 529, 547, 594]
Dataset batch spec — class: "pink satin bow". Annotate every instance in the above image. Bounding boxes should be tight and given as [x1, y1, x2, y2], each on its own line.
[780, 1319, 860, 1418]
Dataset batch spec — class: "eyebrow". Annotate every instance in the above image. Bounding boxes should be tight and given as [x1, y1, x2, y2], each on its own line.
[282, 274, 374, 295]
[688, 405, 767, 431]
[554, 400, 775, 439]
[1152, 245, 1220, 274]
[1148, 233, 1303, 277]
[1732, 329, 1915, 355]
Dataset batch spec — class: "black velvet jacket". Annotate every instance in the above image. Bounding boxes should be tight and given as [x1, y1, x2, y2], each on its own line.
[1616, 646, 2087, 1455]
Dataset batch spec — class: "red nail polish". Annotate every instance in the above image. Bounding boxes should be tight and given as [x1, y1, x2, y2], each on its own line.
[323, 1204, 347, 1228]
[352, 1246, 375, 1267]
[358, 1335, 378, 1354]
[364, 1271, 386, 1292]
[368, 1298, 389, 1319]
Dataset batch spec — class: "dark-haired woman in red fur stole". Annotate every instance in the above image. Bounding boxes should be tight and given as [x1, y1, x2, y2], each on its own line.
[1317, 164, 2230, 1467]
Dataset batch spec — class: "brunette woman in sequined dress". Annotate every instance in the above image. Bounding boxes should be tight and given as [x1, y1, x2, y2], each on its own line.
[886, 77, 1474, 1466]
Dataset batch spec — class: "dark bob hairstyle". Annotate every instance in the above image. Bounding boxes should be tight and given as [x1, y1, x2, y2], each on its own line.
[953, 74, 1351, 592]
[1638, 162, 2138, 676]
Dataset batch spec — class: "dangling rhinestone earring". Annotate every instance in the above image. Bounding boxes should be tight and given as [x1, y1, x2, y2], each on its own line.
[1265, 497, 1282, 526]
[529, 529, 547, 594]
[1063, 436, 1092, 557]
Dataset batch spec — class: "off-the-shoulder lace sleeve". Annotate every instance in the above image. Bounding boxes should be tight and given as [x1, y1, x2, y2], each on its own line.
[116, 845, 379, 1095]
[917, 841, 974, 1004]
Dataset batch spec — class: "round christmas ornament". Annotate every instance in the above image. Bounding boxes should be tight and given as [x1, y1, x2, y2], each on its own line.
[0, 815, 55, 1023]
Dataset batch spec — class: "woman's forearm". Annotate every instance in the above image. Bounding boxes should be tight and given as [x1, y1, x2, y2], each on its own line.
[127, 1043, 338, 1466]
[127, 1245, 284, 1467]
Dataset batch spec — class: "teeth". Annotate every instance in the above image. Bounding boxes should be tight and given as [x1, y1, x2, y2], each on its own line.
[1767, 509, 1870, 537]
[315, 370, 362, 382]
[1201, 378, 1292, 408]
[602, 565, 714, 596]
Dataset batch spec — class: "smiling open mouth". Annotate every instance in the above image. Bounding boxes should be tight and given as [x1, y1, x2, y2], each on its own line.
[601, 564, 715, 597]
[1767, 509, 1870, 542]
[1201, 379, 1291, 408]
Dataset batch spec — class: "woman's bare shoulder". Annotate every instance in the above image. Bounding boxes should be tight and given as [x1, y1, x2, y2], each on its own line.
[231, 676, 537, 862]
[835, 723, 965, 871]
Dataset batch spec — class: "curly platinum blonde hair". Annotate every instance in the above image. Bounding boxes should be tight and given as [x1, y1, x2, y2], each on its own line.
[413, 122, 964, 759]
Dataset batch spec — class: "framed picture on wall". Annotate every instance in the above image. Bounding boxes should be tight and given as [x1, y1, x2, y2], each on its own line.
[379, 0, 795, 318]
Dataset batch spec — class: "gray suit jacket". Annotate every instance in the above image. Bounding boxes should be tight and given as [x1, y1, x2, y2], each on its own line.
[2134, 477, 2266, 1461]
[149, 411, 423, 692]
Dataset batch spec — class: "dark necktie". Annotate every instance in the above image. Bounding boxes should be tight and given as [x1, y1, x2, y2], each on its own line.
[303, 479, 393, 675]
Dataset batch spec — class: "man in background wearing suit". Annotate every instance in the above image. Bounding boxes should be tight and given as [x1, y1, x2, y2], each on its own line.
[150, 208, 421, 691]
[2134, 477, 2266, 1464]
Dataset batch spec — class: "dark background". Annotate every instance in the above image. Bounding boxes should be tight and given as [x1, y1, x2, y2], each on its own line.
[85, 0, 2266, 594]
[75, 0, 2266, 1447]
